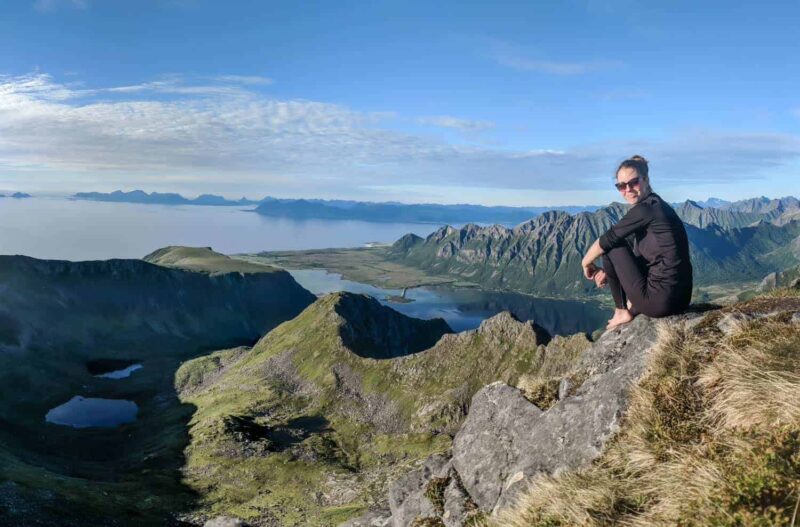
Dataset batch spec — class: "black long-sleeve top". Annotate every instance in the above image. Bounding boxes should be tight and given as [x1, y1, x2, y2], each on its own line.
[598, 192, 692, 290]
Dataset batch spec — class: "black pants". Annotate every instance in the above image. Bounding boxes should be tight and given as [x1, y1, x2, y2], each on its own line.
[602, 245, 691, 318]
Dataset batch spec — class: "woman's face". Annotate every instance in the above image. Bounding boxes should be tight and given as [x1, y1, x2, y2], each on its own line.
[616, 166, 649, 205]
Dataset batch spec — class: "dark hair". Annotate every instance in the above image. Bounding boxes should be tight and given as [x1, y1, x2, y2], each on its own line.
[616, 155, 649, 180]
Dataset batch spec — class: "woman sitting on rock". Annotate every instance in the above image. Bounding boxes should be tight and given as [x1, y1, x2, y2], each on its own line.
[582, 155, 693, 329]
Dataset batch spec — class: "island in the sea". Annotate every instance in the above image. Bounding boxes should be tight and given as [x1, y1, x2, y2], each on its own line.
[72, 190, 259, 206]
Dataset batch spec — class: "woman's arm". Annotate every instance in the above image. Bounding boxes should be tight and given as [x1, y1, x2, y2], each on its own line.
[581, 239, 604, 279]
[598, 202, 652, 253]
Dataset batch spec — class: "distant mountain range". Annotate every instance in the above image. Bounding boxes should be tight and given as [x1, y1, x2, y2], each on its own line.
[73, 190, 259, 206]
[72, 190, 602, 223]
[71, 190, 800, 230]
[253, 198, 601, 224]
[0, 192, 32, 199]
[387, 197, 800, 296]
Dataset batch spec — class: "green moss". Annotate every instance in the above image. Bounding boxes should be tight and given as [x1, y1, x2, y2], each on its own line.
[175, 293, 543, 525]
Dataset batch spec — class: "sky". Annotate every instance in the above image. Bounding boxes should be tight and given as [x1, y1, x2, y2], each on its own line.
[1, 0, 799, 206]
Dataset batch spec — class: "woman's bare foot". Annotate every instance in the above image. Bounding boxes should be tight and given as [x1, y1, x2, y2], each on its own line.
[607, 308, 634, 329]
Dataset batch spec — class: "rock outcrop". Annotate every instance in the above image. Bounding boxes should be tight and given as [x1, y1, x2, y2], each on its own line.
[349, 311, 704, 526]
[176, 294, 547, 526]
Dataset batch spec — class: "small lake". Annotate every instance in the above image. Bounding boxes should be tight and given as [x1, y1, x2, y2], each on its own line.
[288, 269, 609, 336]
[95, 364, 143, 379]
[45, 396, 138, 429]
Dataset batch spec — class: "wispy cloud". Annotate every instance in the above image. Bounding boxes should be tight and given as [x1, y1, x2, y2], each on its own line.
[495, 55, 619, 75]
[33, 0, 88, 13]
[101, 77, 250, 96]
[0, 73, 798, 199]
[418, 115, 495, 132]
[488, 40, 620, 75]
[213, 75, 273, 86]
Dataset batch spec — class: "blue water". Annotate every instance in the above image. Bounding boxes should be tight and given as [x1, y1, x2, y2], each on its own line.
[0, 197, 440, 261]
[288, 269, 609, 336]
[95, 364, 143, 379]
[45, 396, 138, 428]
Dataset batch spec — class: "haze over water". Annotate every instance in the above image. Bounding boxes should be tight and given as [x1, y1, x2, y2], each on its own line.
[0, 197, 440, 261]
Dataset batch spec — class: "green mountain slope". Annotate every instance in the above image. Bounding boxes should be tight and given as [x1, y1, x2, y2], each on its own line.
[0, 249, 314, 526]
[175, 292, 553, 525]
[387, 204, 800, 297]
[143, 246, 281, 275]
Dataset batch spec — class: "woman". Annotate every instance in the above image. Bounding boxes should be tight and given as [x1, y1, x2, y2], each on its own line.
[582, 155, 692, 329]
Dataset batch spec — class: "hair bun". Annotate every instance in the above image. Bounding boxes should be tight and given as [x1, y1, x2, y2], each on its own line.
[615, 155, 650, 179]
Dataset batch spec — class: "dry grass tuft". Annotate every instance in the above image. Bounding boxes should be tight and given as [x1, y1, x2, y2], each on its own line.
[499, 308, 800, 527]
[700, 320, 800, 431]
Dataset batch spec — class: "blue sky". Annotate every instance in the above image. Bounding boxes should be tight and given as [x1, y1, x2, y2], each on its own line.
[1, 0, 799, 205]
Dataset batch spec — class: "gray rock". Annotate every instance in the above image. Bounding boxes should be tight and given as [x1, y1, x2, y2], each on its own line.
[452, 314, 660, 513]
[442, 478, 469, 527]
[759, 271, 778, 291]
[792, 312, 800, 325]
[204, 517, 245, 527]
[717, 312, 754, 335]
[340, 509, 393, 527]
[388, 454, 451, 527]
[557, 378, 571, 400]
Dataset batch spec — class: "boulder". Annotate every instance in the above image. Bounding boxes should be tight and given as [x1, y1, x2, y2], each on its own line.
[388, 454, 451, 526]
[442, 477, 470, 527]
[452, 314, 663, 513]
[353, 312, 708, 527]
[340, 510, 392, 527]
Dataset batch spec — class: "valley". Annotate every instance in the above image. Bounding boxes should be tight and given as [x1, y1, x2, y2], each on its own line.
[2, 196, 800, 526]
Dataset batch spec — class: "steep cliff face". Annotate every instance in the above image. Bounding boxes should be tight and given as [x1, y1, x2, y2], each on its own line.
[0, 252, 314, 355]
[388, 204, 800, 295]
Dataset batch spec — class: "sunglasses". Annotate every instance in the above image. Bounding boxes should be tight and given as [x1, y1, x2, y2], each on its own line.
[615, 177, 640, 191]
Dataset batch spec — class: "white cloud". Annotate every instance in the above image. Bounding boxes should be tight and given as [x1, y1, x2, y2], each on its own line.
[487, 40, 620, 76]
[418, 115, 495, 132]
[0, 73, 799, 201]
[213, 75, 274, 86]
[495, 55, 615, 75]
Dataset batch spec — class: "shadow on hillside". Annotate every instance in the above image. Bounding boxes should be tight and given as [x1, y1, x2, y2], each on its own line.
[224, 414, 332, 452]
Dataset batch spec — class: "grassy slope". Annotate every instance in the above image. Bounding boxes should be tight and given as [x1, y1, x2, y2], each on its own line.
[502, 287, 800, 527]
[144, 246, 282, 275]
[175, 293, 551, 526]
[0, 248, 314, 526]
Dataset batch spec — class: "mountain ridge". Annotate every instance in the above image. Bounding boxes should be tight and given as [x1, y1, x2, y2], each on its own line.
[386, 201, 800, 297]
[174, 291, 558, 525]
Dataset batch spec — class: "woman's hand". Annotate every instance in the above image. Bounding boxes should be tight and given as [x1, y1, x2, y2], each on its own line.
[593, 269, 607, 288]
[583, 261, 598, 280]
[582, 239, 605, 281]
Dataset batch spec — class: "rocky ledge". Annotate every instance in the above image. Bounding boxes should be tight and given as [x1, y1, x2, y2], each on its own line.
[343, 308, 723, 527]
